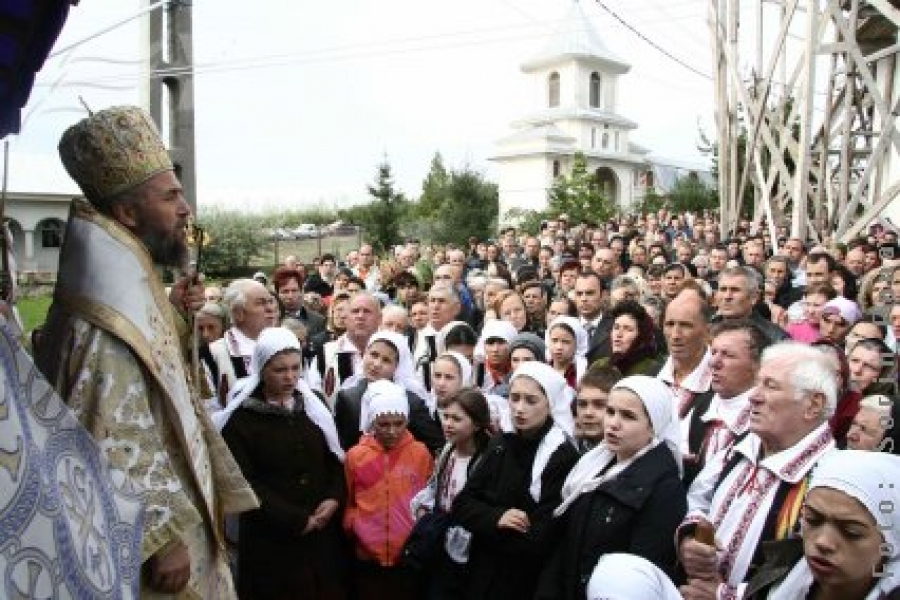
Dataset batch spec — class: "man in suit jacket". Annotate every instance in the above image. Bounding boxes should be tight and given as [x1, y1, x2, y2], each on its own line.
[576, 271, 615, 364]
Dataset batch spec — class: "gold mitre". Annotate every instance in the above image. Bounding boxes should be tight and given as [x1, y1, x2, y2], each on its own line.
[58, 105, 173, 202]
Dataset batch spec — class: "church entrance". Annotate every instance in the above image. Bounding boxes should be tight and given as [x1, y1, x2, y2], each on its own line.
[594, 167, 618, 205]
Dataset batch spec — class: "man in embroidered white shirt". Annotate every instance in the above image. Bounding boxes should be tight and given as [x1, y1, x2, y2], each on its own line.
[678, 342, 837, 600]
[308, 292, 382, 404]
[682, 319, 769, 486]
[657, 288, 713, 454]
[352, 243, 380, 292]
[206, 278, 270, 404]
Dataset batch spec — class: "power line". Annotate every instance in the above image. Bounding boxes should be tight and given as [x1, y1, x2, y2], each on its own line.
[592, 0, 713, 81]
[49, 1, 165, 58]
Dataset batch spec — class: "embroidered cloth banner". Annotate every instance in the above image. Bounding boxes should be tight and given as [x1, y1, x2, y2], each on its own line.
[0, 317, 143, 599]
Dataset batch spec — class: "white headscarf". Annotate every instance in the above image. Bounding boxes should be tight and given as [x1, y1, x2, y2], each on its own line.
[555, 375, 679, 517]
[344, 330, 430, 401]
[213, 327, 344, 460]
[359, 379, 409, 431]
[510, 361, 576, 501]
[545, 315, 589, 359]
[437, 351, 473, 387]
[474, 319, 518, 362]
[587, 553, 682, 600]
[770, 450, 900, 600]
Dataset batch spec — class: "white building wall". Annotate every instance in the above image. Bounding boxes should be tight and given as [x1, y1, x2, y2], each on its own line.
[497, 156, 553, 220]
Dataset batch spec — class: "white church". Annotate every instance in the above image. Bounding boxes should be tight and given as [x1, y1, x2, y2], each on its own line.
[492, 1, 704, 225]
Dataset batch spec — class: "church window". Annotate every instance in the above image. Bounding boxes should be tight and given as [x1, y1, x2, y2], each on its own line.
[38, 219, 64, 249]
[602, 133, 609, 149]
[548, 72, 560, 107]
[591, 128, 596, 148]
[615, 131, 620, 151]
[553, 160, 561, 177]
[590, 72, 601, 108]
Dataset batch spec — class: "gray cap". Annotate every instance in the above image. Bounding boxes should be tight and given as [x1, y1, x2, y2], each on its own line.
[508, 332, 546, 362]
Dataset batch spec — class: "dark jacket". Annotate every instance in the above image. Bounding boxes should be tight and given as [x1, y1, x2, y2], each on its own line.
[774, 280, 802, 309]
[536, 443, 686, 600]
[681, 389, 717, 487]
[334, 378, 445, 455]
[303, 273, 333, 297]
[744, 538, 900, 599]
[285, 304, 326, 339]
[585, 314, 615, 365]
[452, 422, 580, 600]
[221, 396, 347, 600]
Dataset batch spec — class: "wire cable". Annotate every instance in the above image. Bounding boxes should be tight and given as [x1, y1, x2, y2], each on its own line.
[592, 0, 713, 80]
[49, 1, 166, 58]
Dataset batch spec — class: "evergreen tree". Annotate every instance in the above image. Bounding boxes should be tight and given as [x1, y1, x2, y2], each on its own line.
[435, 166, 498, 245]
[417, 152, 450, 216]
[547, 152, 616, 224]
[364, 160, 405, 255]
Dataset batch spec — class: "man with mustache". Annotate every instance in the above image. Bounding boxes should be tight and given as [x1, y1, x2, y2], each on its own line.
[37, 106, 257, 598]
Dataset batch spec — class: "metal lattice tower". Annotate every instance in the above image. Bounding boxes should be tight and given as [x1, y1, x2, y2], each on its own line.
[710, 0, 900, 243]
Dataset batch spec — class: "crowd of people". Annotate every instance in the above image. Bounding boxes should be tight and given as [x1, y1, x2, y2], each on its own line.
[31, 105, 900, 600]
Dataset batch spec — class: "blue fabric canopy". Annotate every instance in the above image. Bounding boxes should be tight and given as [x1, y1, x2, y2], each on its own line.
[0, 0, 74, 138]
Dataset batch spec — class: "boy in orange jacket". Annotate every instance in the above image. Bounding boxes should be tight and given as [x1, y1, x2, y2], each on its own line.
[344, 380, 434, 600]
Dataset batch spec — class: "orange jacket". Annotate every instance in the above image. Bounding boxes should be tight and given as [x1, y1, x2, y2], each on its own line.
[343, 431, 433, 566]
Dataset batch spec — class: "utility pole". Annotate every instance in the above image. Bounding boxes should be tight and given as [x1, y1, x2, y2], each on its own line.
[142, 0, 197, 212]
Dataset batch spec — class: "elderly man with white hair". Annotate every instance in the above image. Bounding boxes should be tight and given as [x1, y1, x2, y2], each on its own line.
[380, 304, 410, 336]
[678, 341, 837, 599]
[205, 278, 271, 406]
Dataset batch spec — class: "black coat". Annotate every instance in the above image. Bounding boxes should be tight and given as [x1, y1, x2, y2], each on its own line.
[334, 378, 445, 455]
[452, 423, 580, 600]
[585, 314, 615, 365]
[221, 397, 347, 599]
[536, 443, 686, 600]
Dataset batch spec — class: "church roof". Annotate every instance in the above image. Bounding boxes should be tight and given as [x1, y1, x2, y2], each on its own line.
[495, 123, 576, 146]
[522, 1, 630, 75]
[513, 108, 638, 130]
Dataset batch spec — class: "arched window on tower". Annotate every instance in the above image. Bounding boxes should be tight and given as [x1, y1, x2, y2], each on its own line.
[548, 72, 560, 107]
[589, 72, 601, 108]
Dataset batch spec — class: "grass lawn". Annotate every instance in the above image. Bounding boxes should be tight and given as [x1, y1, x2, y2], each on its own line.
[18, 295, 52, 334]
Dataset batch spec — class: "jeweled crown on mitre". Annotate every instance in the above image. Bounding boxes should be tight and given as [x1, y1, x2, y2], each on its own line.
[58, 105, 173, 203]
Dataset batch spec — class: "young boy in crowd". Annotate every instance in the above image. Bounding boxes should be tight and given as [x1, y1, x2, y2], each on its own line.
[573, 367, 622, 453]
[344, 380, 434, 600]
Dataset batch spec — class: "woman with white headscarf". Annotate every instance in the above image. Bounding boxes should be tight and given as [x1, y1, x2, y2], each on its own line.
[587, 553, 682, 600]
[452, 361, 580, 600]
[334, 330, 444, 454]
[535, 375, 686, 600]
[545, 316, 589, 390]
[219, 327, 347, 600]
[473, 319, 518, 396]
[730, 450, 900, 600]
[431, 351, 474, 413]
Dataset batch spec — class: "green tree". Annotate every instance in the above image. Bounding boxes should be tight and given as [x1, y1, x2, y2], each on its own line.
[432, 166, 498, 245]
[198, 207, 268, 276]
[417, 152, 450, 217]
[347, 160, 406, 255]
[547, 152, 616, 224]
[503, 207, 548, 235]
[669, 175, 718, 214]
[634, 187, 666, 216]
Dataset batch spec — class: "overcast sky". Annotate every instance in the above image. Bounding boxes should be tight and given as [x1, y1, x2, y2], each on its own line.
[12, 0, 720, 211]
